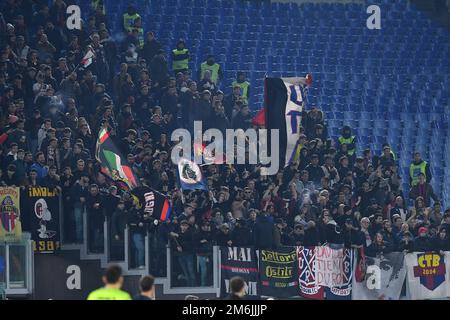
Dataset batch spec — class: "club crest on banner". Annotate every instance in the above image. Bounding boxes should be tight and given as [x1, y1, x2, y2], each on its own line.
[0, 196, 18, 232]
[34, 198, 56, 239]
[413, 253, 446, 291]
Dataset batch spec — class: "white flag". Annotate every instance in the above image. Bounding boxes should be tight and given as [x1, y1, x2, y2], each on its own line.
[80, 48, 95, 67]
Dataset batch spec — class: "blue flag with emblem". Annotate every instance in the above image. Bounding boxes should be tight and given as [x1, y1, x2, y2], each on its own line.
[177, 158, 208, 191]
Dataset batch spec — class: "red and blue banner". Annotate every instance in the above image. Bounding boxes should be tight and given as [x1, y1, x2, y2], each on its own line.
[130, 186, 171, 222]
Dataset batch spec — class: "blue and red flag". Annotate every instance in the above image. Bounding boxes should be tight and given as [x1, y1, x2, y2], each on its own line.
[130, 186, 171, 222]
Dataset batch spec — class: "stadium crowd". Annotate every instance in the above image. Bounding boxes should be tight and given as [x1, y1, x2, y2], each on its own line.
[0, 1, 449, 287]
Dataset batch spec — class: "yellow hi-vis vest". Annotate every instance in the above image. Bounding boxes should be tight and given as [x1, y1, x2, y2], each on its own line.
[232, 80, 250, 100]
[410, 161, 427, 186]
[338, 136, 356, 156]
[123, 13, 140, 31]
[200, 62, 220, 84]
[172, 48, 189, 71]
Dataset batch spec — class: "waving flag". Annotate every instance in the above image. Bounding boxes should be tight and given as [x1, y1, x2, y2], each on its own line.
[95, 127, 139, 190]
[80, 47, 95, 68]
[265, 76, 310, 167]
[130, 186, 171, 222]
[177, 158, 208, 191]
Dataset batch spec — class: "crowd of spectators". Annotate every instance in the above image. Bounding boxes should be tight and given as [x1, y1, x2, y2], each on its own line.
[0, 1, 449, 287]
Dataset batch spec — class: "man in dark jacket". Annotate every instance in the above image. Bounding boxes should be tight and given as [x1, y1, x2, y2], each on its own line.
[320, 213, 343, 245]
[253, 212, 276, 249]
[305, 154, 325, 188]
[342, 218, 365, 249]
[149, 49, 169, 87]
[69, 174, 90, 243]
[170, 220, 196, 286]
[432, 228, 450, 254]
[231, 104, 252, 130]
[128, 204, 147, 269]
[231, 219, 252, 247]
[86, 184, 105, 253]
[215, 223, 233, 247]
[111, 200, 128, 261]
[289, 224, 305, 246]
[142, 32, 161, 63]
[409, 173, 439, 207]
[414, 227, 433, 252]
[196, 220, 213, 286]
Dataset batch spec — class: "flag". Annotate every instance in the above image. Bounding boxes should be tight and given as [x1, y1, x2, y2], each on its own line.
[265, 77, 308, 167]
[177, 158, 208, 191]
[130, 186, 171, 222]
[251, 108, 266, 127]
[80, 48, 95, 68]
[95, 127, 139, 190]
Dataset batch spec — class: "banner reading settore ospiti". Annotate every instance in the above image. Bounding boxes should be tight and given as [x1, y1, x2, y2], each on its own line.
[259, 247, 299, 298]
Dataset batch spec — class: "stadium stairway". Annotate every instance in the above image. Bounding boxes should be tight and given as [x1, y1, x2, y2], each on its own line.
[79, 0, 450, 206]
[33, 213, 218, 299]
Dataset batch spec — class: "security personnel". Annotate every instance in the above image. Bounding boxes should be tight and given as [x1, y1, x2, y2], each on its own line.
[123, 5, 141, 32]
[231, 71, 250, 103]
[199, 55, 222, 85]
[409, 151, 432, 186]
[338, 126, 356, 158]
[172, 39, 189, 74]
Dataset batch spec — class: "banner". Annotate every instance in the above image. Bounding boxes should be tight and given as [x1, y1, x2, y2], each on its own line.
[325, 248, 354, 300]
[297, 246, 324, 299]
[0, 187, 22, 242]
[352, 251, 406, 300]
[259, 247, 298, 298]
[315, 246, 345, 288]
[25, 187, 60, 253]
[220, 247, 258, 298]
[405, 252, 450, 300]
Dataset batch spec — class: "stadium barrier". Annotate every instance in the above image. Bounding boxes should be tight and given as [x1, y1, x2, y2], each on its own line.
[0, 233, 33, 298]
[2, 185, 449, 299]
